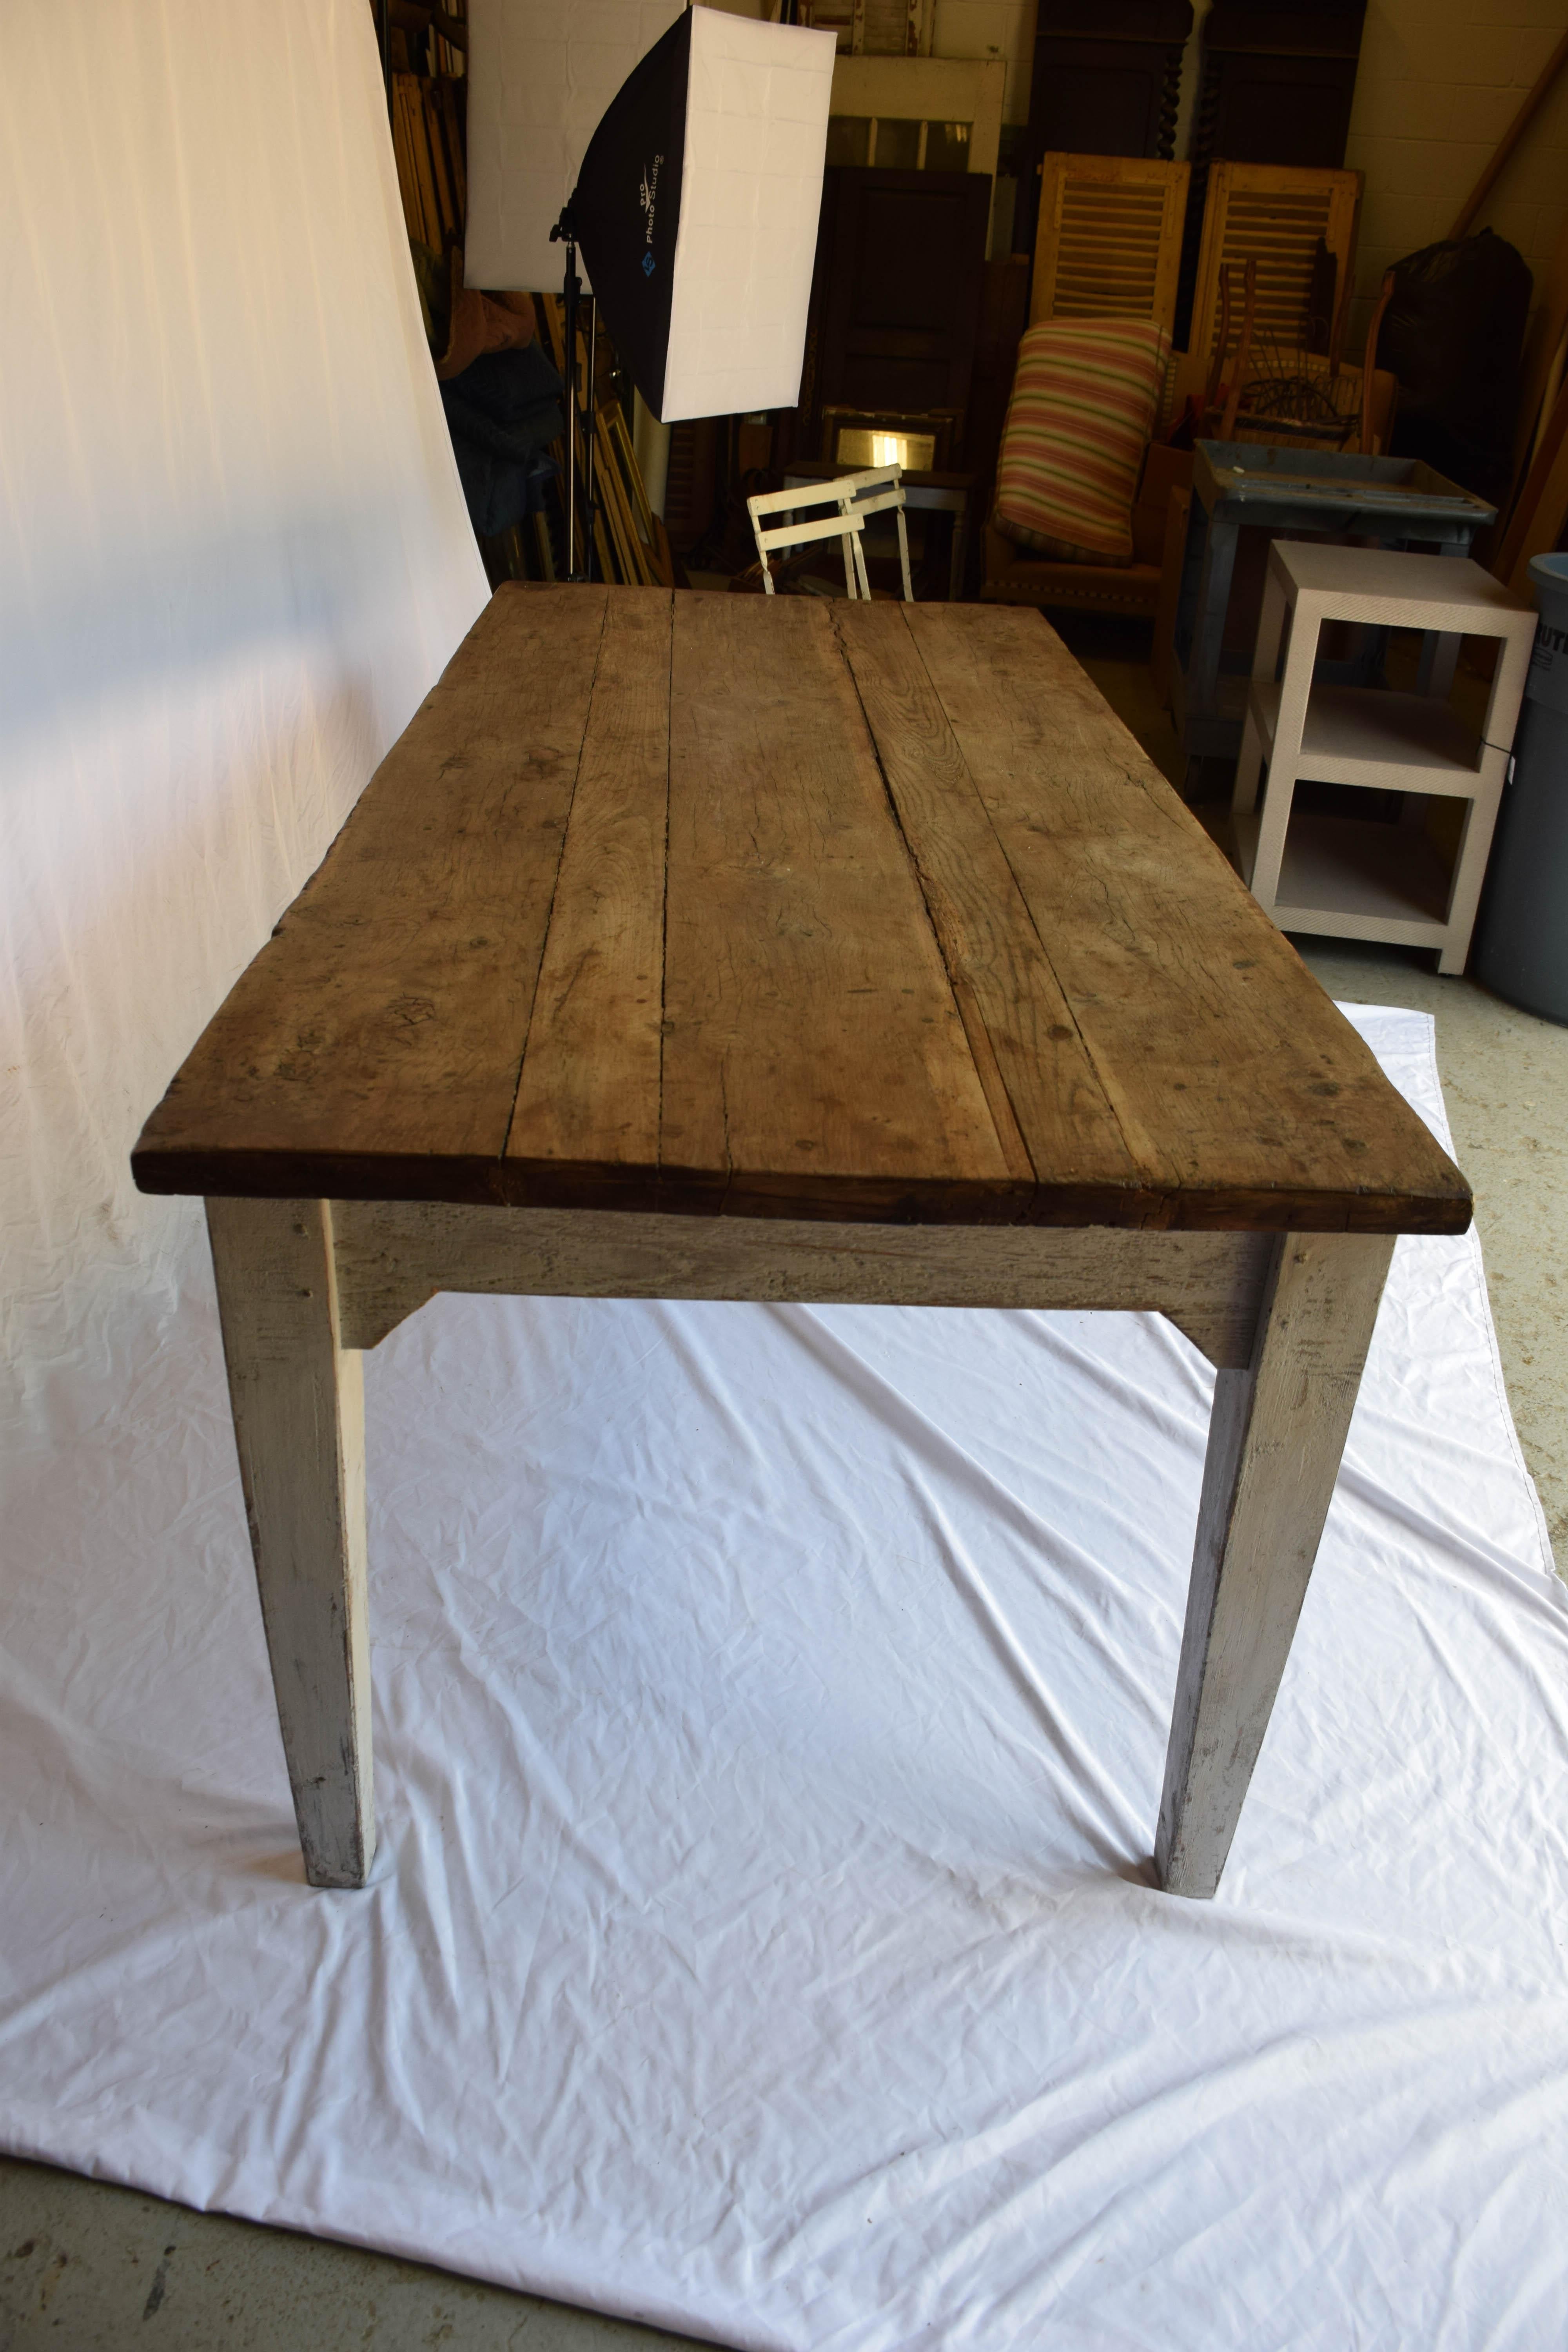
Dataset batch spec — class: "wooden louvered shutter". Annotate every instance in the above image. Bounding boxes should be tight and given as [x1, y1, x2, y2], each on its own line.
[1187, 162, 1362, 364]
[1028, 155, 1191, 342]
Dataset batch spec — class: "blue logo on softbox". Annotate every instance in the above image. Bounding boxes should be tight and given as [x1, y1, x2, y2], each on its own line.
[642, 252, 656, 276]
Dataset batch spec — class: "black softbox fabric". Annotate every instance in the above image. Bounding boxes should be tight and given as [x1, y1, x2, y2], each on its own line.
[572, 11, 691, 420]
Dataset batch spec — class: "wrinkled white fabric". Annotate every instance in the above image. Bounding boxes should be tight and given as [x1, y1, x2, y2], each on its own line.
[3, 1013, 1566, 2352]
[4, 14, 1568, 2347]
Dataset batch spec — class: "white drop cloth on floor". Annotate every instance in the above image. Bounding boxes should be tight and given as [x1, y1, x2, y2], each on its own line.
[5, 1011, 1568, 2352]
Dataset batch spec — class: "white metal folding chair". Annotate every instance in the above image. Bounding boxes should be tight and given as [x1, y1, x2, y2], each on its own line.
[746, 467, 915, 601]
[833, 465, 914, 603]
[746, 477, 870, 598]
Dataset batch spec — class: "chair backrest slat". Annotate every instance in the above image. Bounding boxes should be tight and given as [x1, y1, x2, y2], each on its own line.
[754, 509, 868, 552]
[748, 478, 863, 519]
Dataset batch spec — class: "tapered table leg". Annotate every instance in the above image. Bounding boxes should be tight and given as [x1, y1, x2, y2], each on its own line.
[1157, 1231, 1396, 1899]
[207, 1197, 374, 1888]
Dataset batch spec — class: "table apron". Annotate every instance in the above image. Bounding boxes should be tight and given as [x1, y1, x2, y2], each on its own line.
[327, 1199, 1276, 1369]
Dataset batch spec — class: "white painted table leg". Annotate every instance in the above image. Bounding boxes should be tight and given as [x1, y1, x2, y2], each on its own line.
[206, 1197, 374, 1888]
[1156, 1230, 1396, 1898]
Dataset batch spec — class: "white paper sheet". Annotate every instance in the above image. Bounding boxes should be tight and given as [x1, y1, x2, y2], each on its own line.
[5, 15, 1568, 2345]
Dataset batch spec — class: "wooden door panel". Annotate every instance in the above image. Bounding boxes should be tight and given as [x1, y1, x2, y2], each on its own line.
[812, 168, 991, 459]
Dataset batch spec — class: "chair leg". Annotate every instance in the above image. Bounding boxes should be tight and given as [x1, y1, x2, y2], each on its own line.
[852, 530, 871, 601]
[897, 507, 913, 603]
[749, 508, 776, 593]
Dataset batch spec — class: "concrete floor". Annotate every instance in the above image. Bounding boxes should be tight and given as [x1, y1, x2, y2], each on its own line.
[0, 2160, 710, 2350]
[4, 621, 1563, 2351]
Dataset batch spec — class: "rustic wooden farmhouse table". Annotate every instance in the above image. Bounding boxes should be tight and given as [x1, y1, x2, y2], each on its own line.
[133, 586, 1469, 1900]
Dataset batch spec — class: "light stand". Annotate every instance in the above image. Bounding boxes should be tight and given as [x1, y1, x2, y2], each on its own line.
[584, 297, 599, 581]
[548, 205, 596, 583]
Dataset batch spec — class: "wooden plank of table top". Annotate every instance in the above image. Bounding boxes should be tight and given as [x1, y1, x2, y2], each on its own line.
[659, 593, 1020, 1219]
[133, 586, 609, 1201]
[830, 601, 1157, 1225]
[899, 603, 1470, 1233]
[506, 589, 670, 1203]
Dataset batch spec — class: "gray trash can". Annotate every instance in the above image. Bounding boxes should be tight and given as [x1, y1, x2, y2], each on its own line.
[1472, 551, 1568, 1024]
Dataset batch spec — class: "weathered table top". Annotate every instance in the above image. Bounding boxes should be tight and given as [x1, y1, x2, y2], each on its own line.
[132, 586, 1468, 1235]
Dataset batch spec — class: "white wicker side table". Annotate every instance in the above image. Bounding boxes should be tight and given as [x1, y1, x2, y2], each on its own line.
[1231, 543, 1535, 974]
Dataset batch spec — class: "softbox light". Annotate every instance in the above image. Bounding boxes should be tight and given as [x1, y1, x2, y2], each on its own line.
[570, 9, 836, 423]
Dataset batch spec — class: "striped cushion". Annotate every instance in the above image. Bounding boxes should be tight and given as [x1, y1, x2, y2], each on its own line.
[993, 319, 1168, 566]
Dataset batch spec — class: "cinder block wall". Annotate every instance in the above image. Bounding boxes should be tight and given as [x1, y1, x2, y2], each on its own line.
[931, 1, 1038, 124]
[1343, 0, 1568, 327]
[842, 0, 1568, 339]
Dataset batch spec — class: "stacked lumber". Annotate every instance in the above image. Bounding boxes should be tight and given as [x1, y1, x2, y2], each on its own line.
[390, 73, 465, 250]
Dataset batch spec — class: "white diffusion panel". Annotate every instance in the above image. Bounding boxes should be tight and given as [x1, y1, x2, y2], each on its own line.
[465, 0, 684, 290]
[662, 12, 835, 419]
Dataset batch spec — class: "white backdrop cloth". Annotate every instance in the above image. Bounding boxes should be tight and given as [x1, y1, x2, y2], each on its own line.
[4, 1012, 1568, 2352]
[4, 12, 1568, 2346]
[0, 0, 488, 1428]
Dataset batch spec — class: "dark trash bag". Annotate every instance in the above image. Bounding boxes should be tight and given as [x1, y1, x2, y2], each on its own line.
[439, 342, 563, 539]
[1376, 229, 1532, 503]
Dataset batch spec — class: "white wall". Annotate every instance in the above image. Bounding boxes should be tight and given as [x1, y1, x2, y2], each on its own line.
[933, 0, 1568, 327]
[932, 0, 1038, 124]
